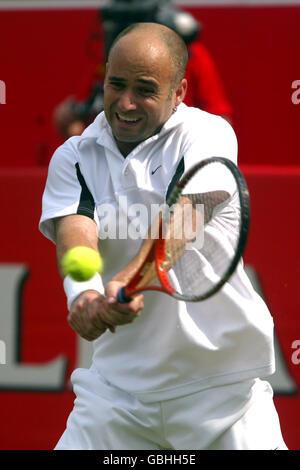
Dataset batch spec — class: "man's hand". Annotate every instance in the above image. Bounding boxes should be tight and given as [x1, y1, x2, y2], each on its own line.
[68, 285, 144, 341]
[101, 280, 144, 329]
[68, 290, 108, 341]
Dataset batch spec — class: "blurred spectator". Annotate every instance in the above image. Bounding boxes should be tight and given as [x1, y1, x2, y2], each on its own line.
[54, 0, 233, 140]
[184, 41, 233, 118]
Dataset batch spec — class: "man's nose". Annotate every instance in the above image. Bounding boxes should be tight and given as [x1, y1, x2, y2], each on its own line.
[118, 90, 137, 111]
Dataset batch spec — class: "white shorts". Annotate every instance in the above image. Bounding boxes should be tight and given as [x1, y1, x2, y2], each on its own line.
[55, 367, 287, 450]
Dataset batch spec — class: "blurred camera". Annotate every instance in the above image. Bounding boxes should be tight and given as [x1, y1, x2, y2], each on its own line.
[71, 0, 201, 123]
[101, 0, 201, 55]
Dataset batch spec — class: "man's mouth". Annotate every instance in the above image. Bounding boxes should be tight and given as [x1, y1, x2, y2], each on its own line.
[116, 112, 141, 125]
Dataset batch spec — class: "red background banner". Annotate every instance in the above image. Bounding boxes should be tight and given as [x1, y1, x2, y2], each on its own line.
[0, 5, 299, 168]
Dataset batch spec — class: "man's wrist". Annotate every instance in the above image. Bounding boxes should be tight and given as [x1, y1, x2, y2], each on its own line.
[63, 273, 105, 311]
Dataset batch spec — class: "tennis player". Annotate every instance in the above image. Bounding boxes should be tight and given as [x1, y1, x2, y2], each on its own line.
[39, 23, 287, 450]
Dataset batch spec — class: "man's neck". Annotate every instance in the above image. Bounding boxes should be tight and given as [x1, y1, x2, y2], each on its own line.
[115, 139, 141, 158]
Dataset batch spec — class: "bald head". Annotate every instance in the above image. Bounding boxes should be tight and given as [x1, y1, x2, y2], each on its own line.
[104, 22, 188, 156]
[108, 22, 189, 89]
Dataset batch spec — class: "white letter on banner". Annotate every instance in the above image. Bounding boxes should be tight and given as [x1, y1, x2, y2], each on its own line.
[0, 264, 67, 390]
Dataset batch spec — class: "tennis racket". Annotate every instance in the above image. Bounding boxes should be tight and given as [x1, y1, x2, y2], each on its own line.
[117, 156, 250, 303]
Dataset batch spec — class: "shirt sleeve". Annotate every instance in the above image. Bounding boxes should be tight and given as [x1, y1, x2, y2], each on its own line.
[181, 114, 238, 196]
[39, 139, 99, 244]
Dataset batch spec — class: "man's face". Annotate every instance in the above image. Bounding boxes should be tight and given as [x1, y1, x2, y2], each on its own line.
[104, 34, 184, 156]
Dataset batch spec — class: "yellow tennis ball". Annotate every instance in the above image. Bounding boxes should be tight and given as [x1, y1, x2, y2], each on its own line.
[62, 246, 103, 282]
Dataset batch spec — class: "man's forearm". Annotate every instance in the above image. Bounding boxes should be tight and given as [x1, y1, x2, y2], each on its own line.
[55, 214, 99, 279]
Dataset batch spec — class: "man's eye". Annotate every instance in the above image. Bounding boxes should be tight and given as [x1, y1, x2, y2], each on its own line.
[138, 88, 155, 96]
[110, 82, 124, 89]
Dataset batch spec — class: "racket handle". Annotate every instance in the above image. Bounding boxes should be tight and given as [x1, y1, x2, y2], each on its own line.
[117, 287, 132, 303]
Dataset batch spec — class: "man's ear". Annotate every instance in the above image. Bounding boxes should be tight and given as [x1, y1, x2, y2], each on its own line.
[175, 78, 188, 107]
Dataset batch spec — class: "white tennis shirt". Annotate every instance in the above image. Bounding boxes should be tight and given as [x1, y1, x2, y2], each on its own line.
[40, 104, 275, 402]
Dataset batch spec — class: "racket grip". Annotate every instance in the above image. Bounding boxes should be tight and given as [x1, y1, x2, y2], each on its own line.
[117, 287, 132, 303]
